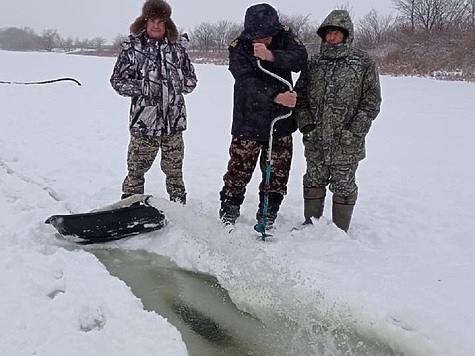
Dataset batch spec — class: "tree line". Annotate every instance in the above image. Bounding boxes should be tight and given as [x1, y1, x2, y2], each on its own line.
[1, 0, 474, 81]
[0, 27, 107, 52]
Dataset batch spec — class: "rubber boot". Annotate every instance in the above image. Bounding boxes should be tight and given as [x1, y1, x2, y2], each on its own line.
[303, 187, 326, 224]
[332, 193, 357, 232]
[219, 193, 244, 225]
[332, 203, 354, 232]
[256, 192, 283, 229]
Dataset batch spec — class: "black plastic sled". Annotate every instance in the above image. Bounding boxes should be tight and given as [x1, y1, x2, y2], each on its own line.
[45, 195, 166, 243]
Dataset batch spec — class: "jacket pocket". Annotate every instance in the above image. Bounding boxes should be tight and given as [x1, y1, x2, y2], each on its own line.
[131, 105, 159, 128]
[339, 129, 364, 155]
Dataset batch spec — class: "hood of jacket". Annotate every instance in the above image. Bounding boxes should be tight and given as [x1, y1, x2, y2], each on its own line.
[317, 10, 354, 58]
[241, 3, 281, 40]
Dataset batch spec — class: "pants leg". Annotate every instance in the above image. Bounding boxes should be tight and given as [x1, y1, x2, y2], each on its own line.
[258, 135, 293, 196]
[328, 163, 359, 198]
[219, 138, 261, 223]
[122, 135, 160, 196]
[220, 138, 261, 200]
[304, 162, 358, 199]
[160, 132, 186, 201]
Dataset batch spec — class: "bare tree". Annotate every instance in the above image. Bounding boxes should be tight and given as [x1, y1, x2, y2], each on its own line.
[279, 14, 312, 37]
[0, 27, 38, 51]
[74, 38, 93, 51]
[58, 36, 74, 52]
[112, 34, 128, 50]
[357, 9, 394, 46]
[91, 37, 106, 51]
[392, 0, 417, 31]
[213, 20, 240, 50]
[464, 0, 475, 31]
[336, 1, 354, 17]
[394, 0, 468, 33]
[190, 22, 216, 51]
[432, 0, 468, 31]
[467, 0, 475, 30]
[39, 29, 60, 51]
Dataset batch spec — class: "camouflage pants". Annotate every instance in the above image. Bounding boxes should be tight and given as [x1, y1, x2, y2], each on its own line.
[122, 133, 185, 199]
[220, 135, 293, 200]
[303, 162, 359, 201]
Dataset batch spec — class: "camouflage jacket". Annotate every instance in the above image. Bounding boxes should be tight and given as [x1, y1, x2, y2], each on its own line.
[228, 27, 308, 141]
[294, 10, 381, 164]
[110, 32, 197, 137]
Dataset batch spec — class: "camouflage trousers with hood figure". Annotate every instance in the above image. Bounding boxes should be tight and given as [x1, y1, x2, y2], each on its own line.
[219, 136, 293, 225]
[122, 133, 187, 204]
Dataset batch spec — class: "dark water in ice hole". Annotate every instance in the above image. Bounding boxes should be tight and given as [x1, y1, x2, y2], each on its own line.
[94, 249, 407, 356]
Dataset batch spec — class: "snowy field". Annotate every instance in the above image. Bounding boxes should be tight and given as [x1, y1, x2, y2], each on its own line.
[0, 50, 474, 355]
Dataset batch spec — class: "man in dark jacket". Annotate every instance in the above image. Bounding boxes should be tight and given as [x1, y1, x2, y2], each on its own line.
[110, 0, 197, 204]
[219, 3, 307, 227]
[294, 10, 381, 232]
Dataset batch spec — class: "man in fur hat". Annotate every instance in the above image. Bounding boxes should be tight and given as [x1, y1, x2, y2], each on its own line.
[219, 3, 308, 228]
[110, 0, 197, 204]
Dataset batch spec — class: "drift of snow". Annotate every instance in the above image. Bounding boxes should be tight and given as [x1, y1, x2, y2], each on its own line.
[1, 50, 474, 355]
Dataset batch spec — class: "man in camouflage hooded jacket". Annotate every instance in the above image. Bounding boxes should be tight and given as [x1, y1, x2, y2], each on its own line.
[294, 10, 381, 232]
[110, 0, 197, 203]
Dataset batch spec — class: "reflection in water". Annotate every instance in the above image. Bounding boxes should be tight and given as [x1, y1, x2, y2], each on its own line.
[94, 249, 282, 355]
[173, 303, 231, 344]
[94, 249, 408, 356]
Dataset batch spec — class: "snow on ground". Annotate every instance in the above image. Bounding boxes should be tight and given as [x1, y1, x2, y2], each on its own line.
[0, 50, 474, 355]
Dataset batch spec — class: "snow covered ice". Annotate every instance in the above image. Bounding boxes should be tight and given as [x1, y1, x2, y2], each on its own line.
[1, 50, 474, 355]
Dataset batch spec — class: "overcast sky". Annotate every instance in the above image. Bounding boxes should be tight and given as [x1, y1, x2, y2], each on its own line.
[1, 0, 394, 42]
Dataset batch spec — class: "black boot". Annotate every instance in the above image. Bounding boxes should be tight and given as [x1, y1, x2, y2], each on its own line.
[170, 192, 186, 205]
[121, 193, 133, 200]
[219, 193, 244, 225]
[332, 193, 357, 232]
[256, 192, 283, 229]
[303, 187, 326, 224]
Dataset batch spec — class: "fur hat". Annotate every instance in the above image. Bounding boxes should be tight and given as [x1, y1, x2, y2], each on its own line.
[130, 0, 179, 42]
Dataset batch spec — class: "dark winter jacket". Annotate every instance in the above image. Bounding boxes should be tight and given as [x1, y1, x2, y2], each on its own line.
[110, 32, 197, 137]
[228, 26, 308, 141]
[294, 10, 381, 164]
